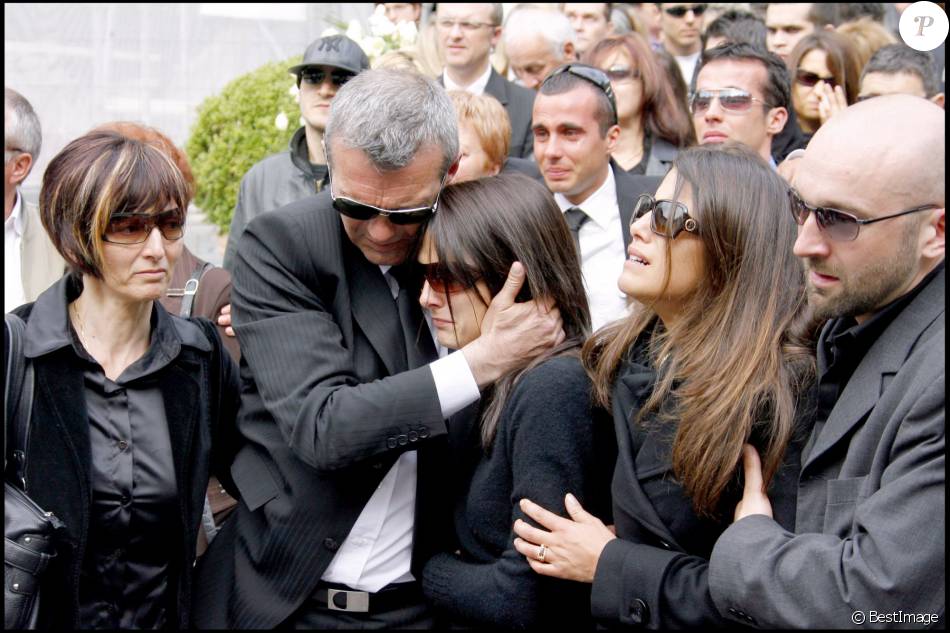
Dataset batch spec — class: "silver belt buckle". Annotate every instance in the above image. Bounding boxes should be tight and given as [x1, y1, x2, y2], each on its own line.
[327, 588, 370, 613]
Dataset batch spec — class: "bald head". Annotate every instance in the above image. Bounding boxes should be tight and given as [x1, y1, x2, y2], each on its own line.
[802, 95, 944, 207]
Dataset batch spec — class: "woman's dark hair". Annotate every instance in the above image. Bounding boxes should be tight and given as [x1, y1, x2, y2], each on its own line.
[789, 30, 863, 105]
[585, 32, 697, 147]
[583, 143, 815, 517]
[39, 130, 190, 278]
[424, 172, 591, 447]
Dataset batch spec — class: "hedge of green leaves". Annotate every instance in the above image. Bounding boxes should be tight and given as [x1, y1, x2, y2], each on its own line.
[186, 55, 302, 234]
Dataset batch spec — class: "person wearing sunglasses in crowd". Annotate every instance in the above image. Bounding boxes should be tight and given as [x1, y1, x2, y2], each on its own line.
[692, 42, 791, 166]
[788, 30, 861, 137]
[5, 130, 241, 629]
[417, 173, 616, 628]
[583, 32, 695, 177]
[511, 143, 817, 628]
[222, 35, 369, 271]
[656, 4, 707, 88]
[532, 63, 663, 331]
[709, 94, 945, 629]
[192, 68, 564, 629]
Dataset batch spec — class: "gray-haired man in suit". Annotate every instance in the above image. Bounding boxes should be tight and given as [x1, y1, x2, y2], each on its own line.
[193, 68, 564, 629]
[709, 94, 945, 628]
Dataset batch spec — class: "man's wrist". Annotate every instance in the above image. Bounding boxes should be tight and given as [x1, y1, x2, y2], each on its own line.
[461, 340, 501, 388]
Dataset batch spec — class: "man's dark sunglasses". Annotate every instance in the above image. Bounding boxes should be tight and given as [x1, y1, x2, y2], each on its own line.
[632, 193, 698, 239]
[298, 68, 355, 88]
[546, 63, 619, 125]
[795, 69, 837, 88]
[327, 162, 449, 226]
[103, 209, 185, 244]
[664, 4, 707, 18]
[788, 188, 938, 242]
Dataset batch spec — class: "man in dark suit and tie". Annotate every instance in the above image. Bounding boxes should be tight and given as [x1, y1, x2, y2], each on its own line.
[710, 95, 945, 627]
[436, 3, 536, 159]
[193, 68, 564, 629]
[532, 64, 662, 331]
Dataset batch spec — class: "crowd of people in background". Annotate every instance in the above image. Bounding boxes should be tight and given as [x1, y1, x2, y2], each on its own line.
[4, 2, 945, 630]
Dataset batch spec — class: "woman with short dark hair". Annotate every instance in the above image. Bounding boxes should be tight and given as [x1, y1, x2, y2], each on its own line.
[7, 129, 240, 629]
[512, 144, 817, 627]
[419, 173, 616, 628]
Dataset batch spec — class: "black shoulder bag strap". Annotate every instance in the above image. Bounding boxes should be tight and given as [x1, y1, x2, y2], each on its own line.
[179, 261, 214, 318]
[4, 313, 35, 490]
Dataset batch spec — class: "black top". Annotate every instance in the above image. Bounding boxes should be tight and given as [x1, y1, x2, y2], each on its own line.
[422, 355, 617, 628]
[814, 261, 945, 436]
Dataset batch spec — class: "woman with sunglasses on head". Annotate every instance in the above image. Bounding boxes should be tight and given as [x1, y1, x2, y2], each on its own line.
[4, 130, 241, 629]
[418, 173, 617, 629]
[584, 32, 696, 176]
[788, 30, 862, 136]
[511, 144, 817, 628]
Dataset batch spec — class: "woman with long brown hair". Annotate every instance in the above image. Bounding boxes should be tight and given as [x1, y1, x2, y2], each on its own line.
[584, 32, 695, 176]
[418, 173, 616, 628]
[512, 144, 816, 627]
[789, 30, 862, 136]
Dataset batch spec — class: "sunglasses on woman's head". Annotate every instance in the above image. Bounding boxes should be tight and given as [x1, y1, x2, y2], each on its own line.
[788, 188, 938, 242]
[102, 209, 185, 244]
[795, 69, 837, 88]
[632, 193, 698, 239]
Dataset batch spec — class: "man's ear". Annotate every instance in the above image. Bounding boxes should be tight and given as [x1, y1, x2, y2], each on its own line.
[920, 206, 945, 261]
[8, 152, 33, 187]
[766, 106, 788, 137]
[605, 123, 621, 152]
[931, 92, 945, 109]
[562, 40, 576, 63]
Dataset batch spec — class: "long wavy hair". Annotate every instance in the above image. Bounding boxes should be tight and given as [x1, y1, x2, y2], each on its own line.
[583, 144, 815, 517]
[584, 32, 697, 148]
[423, 173, 591, 448]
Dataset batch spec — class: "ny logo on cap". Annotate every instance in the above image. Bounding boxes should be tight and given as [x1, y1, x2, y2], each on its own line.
[318, 38, 342, 53]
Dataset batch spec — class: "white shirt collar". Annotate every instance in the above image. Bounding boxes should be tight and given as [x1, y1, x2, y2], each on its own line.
[5, 189, 24, 238]
[554, 165, 617, 230]
[443, 61, 493, 95]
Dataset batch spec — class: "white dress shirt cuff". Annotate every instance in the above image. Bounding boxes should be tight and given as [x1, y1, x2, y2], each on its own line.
[430, 350, 481, 418]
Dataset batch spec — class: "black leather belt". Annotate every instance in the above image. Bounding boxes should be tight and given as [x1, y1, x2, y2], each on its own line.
[311, 582, 423, 613]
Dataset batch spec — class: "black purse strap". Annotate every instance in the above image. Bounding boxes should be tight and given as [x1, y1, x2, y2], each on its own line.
[4, 313, 35, 491]
[179, 261, 214, 318]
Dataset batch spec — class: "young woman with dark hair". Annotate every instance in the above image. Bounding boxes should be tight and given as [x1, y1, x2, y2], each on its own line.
[512, 144, 817, 628]
[584, 32, 696, 176]
[419, 172, 616, 628]
[789, 30, 862, 135]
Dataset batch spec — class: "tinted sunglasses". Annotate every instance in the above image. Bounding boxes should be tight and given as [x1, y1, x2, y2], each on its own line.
[795, 69, 837, 88]
[422, 262, 482, 294]
[788, 189, 937, 242]
[632, 193, 698, 239]
[298, 68, 355, 88]
[103, 209, 185, 244]
[546, 63, 619, 125]
[690, 88, 771, 114]
[327, 164, 449, 225]
[664, 4, 707, 17]
[604, 66, 641, 82]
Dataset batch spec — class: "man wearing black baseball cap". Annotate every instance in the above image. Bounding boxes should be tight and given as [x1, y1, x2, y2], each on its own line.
[224, 34, 370, 270]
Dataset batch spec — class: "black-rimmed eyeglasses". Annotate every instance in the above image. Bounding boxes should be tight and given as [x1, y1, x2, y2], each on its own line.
[545, 64, 619, 126]
[788, 189, 938, 242]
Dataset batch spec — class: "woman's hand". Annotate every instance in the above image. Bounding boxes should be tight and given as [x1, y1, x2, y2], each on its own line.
[733, 444, 774, 521]
[816, 81, 848, 126]
[512, 493, 616, 583]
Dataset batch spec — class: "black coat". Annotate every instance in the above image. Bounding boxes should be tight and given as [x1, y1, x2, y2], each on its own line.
[7, 278, 241, 630]
[590, 335, 812, 628]
[192, 192, 450, 629]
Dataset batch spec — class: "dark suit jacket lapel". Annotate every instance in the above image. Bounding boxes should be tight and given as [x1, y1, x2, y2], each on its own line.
[160, 357, 201, 513]
[802, 267, 945, 471]
[612, 161, 636, 250]
[344, 240, 407, 376]
[484, 69, 510, 106]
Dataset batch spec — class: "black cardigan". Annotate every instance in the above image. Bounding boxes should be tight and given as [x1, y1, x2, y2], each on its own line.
[7, 279, 241, 630]
[422, 355, 617, 629]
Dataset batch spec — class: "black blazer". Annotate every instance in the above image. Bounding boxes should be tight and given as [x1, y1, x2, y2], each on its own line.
[192, 193, 450, 629]
[7, 282, 240, 630]
[483, 68, 537, 160]
[612, 161, 662, 251]
[589, 340, 811, 628]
